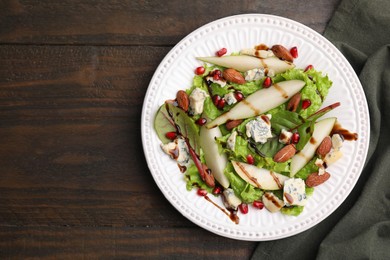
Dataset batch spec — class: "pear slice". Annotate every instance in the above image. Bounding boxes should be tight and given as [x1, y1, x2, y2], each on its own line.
[197, 56, 294, 73]
[240, 48, 274, 59]
[262, 192, 285, 213]
[206, 80, 305, 129]
[231, 161, 289, 190]
[290, 117, 337, 177]
[199, 124, 229, 188]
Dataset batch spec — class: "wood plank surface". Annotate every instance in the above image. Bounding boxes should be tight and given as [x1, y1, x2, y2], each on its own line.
[0, 0, 341, 258]
[0, 226, 257, 259]
[0, 0, 341, 45]
[0, 45, 169, 118]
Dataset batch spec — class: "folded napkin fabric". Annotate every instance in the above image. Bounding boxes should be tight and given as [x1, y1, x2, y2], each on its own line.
[252, 0, 390, 259]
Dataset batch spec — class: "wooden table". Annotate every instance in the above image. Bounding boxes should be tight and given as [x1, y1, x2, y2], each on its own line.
[0, 1, 341, 258]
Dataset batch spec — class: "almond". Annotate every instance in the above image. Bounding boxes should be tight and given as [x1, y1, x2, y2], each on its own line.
[176, 90, 189, 112]
[225, 119, 243, 131]
[223, 68, 246, 84]
[305, 172, 331, 187]
[316, 136, 332, 157]
[284, 192, 294, 205]
[273, 144, 296, 163]
[286, 93, 301, 112]
[271, 45, 294, 62]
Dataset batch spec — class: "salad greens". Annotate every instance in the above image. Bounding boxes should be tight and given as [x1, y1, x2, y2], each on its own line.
[154, 44, 344, 220]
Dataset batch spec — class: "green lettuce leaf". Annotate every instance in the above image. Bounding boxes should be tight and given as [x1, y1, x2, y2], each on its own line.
[224, 163, 263, 203]
[306, 187, 315, 196]
[233, 80, 262, 96]
[273, 68, 333, 119]
[154, 104, 176, 144]
[185, 164, 213, 193]
[295, 157, 319, 180]
[270, 110, 303, 135]
[166, 102, 200, 153]
[281, 206, 304, 216]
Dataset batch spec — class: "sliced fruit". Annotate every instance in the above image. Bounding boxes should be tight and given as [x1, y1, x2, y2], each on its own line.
[231, 161, 289, 190]
[290, 117, 336, 177]
[240, 48, 274, 59]
[199, 124, 230, 188]
[196, 56, 295, 73]
[262, 192, 284, 213]
[206, 80, 305, 128]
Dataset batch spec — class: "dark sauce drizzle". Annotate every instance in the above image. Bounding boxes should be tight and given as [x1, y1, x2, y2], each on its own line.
[331, 122, 358, 141]
[204, 195, 239, 224]
[237, 131, 266, 157]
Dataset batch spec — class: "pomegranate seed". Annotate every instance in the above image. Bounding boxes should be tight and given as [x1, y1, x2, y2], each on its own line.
[290, 46, 298, 58]
[239, 203, 249, 214]
[291, 132, 300, 144]
[216, 47, 227, 57]
[213, 73, 220, 80]
[263, 76, 272, 88]
[234, 91, 244, 102]
[212, 95, 221, 106]
[165, 132, 177, 140]
[213, 69, 222, 80]
[253, 200, 264, 209]
[213, 70, 222, 76]
[212, 186, 222, 195]
[304, 65, 314, 72]
[217, 98, 226, 109]
[196, 117, 207, 126]
[195, 66, 205, 75]
[301, 99, 312, 109]
[246, 154, 254, 165]
[197, 188, 208, 197]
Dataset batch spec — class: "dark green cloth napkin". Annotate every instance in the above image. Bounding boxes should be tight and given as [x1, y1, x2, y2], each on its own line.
[252, 0, 390, 259]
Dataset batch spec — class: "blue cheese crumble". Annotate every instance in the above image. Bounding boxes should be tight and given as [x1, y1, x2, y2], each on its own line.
[224, 92, 237, 105]
[160, 136, 190, 166]
[189, 88, 208, 115]
[222, 188, 242, 210]
[279, 128, 293, 144]
[245, 115, 272, 143]
[245, 68, 266, 81]
[283, 178, 307, 206]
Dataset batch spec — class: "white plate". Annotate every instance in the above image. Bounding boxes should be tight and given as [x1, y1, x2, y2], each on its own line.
[141, 14, 370, 241]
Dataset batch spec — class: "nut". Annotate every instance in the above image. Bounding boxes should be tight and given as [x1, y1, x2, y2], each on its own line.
[223, 68, 246, 84]
[225, 119, 243, 131]
[305, 172, 331, 187]
[176, 90, 189, 112]
[316, 136, 332, 157]
[271, 45, 294, 62]
[273, 144, 296, 163]
[286, 93, 301, 112]
[284, 192, 294, 205]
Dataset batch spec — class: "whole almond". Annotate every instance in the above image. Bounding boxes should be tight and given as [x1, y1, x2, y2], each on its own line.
[305, 172, 331, 187]
[225, 119, 243, 131]
[176, 90, 189, 112]
[271, 45, 294, 62]
[273, 144, 296, 163]
[223, 68, 246, 84]
[286, 93, 301, 112]
[316, 136, 332, 157]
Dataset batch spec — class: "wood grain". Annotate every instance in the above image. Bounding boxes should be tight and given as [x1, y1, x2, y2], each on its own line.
[0, 226, 257, 259]
[0, 45, 169, 118]
[0, 0, 341, 45]
[0, 117, 197, 227]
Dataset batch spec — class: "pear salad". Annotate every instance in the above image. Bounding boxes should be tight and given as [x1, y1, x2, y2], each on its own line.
[154, 44, 358, 223]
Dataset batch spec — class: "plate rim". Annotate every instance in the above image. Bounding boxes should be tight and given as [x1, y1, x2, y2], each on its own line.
[141, 13, 370, 241]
